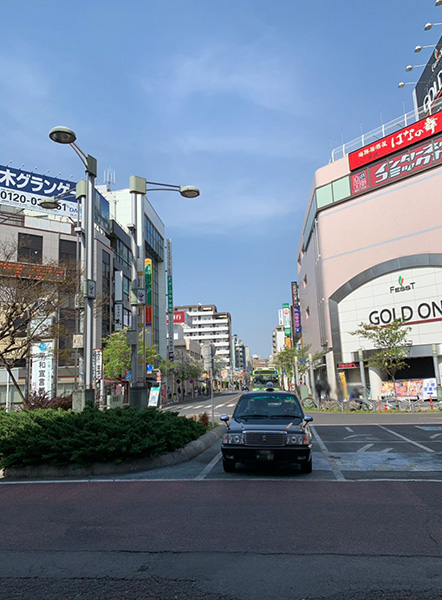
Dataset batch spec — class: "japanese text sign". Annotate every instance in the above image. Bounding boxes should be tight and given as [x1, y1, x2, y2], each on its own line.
[349, 114, 442, 171]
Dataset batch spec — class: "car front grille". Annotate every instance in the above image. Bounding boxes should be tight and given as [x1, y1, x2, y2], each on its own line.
[244, 431, 287, 447]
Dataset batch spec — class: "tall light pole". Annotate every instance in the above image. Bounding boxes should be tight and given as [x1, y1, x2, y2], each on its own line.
[49, 126, 97, 406]
[127, 177, 199, 404]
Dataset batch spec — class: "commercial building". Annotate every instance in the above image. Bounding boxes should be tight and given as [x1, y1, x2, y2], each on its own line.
[101, 185, 167, 358]
[174, 304, 232, 367]
[0, 163, 168, 406]
[296, 107, 442, 400]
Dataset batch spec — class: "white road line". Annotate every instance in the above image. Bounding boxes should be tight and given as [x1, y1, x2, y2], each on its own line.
[357, 444, 374, 452]
[345, 427, 354, 432]
[430, 433, 442, 439]
[193, 405, 204, 409]
[311, 426, 345, 481]
[215, 403, 226, 409]
[378, 425, 436, 453]
[194, 452, 222, 480]
[227, 403, 236, 407]
[379, 447, 393, 453]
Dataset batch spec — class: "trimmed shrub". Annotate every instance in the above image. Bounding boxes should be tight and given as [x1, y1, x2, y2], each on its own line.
[0, 407, 206, 469]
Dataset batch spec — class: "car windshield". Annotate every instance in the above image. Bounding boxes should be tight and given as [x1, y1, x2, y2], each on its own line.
[234, 394, 303, 419]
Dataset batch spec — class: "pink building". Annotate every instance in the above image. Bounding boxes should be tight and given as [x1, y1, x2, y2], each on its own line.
[296, 113, 442, 400]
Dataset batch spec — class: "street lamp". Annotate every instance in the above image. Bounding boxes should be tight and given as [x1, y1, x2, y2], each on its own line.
[424, 22, 442, 31]
[128, 176, 200, 402]
[414, 44, 436, 53]
[398, 81, 418, 88]
[405, 64, 425, 72]
[49, 126, 97, 407]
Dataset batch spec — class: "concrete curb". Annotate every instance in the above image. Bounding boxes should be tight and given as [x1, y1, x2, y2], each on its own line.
[1, 425, 227, 480]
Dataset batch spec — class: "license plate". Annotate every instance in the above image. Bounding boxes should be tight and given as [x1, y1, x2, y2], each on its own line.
[256, 450, 274, 461]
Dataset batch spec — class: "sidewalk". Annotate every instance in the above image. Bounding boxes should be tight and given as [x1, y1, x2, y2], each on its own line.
[161, 390, 231, 409]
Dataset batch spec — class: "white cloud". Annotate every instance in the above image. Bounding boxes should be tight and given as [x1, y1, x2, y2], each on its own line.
[155, 185, 298, 235]
[141, 42, 305, 115]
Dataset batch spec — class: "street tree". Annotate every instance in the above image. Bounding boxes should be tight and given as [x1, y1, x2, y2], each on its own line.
[350, 319, 412, 400]
[0, 241, 77, 405]
[160, 353, 204, 394]
[103, 328, 159, 379]
[272, 344, 323, 394]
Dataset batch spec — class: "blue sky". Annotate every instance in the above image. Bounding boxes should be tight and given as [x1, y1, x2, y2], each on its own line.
[1, 0, 440, 357]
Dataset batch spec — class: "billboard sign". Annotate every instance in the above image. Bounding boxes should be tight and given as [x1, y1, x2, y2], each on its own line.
[348, 113, 442, 171]
[0, 164, 77, 218]
[414, 35, 442, 116]
[349, 132, 442, 197]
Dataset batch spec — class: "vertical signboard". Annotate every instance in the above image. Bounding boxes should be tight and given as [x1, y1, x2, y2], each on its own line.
[93, 348, 103, 385]
[167, 239, 174, 361]
[282, 303, 291, 338]
[293, 305, 302, 335]
[144, 258, 152, 340]
[31, 341, 53, 396]
[291, 281, 299, 307]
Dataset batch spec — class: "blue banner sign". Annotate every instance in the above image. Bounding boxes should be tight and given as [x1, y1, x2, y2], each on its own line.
[0, 164, 77, 217]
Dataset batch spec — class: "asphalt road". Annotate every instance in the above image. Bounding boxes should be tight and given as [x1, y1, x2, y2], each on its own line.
[2, 397, 442, 599]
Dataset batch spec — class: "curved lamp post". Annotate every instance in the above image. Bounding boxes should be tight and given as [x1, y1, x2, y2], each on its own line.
[49, 126, 97, 406]
[128, 176, 200, 395]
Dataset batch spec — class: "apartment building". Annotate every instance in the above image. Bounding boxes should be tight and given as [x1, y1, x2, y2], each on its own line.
[174, 304, 232, 367]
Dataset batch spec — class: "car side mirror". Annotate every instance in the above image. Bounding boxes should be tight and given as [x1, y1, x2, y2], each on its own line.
[220, 414, 230, 423]
[304, 415, 313, 423]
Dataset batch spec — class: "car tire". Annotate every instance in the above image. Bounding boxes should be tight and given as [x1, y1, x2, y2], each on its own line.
[223, 458, 236, 473]
[300, 458, 312, 474]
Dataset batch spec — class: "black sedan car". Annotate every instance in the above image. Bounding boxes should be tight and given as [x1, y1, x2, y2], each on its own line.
[220, 389, 313, 473]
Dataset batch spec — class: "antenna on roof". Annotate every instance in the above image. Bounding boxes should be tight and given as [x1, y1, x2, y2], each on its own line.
[104, 167, 115, 191]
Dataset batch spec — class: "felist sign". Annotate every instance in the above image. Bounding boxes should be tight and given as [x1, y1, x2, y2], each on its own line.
[338, 267, 442, 358]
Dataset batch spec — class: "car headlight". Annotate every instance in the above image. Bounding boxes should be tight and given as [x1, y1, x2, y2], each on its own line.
[223, 433, 245, 444]
[286, 434, 306, 445]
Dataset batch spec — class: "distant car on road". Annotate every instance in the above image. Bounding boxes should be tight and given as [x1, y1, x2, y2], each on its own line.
[220, 388, 313, 474]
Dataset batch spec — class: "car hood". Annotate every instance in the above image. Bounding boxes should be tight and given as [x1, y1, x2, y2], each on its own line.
[228, 419, 305, 433]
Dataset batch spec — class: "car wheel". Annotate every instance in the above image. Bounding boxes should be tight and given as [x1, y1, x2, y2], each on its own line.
[300, 458, 312, 474]
[223, 458, 236, 473]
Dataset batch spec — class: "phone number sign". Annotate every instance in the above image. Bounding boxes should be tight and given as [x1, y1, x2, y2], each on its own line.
[0, 165, 78, 218]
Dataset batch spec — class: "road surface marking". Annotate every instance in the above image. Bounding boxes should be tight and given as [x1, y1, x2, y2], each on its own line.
[379, 448, 393, 453]
[345, 427, 354, 432]
[430, 433, 442, 439]
[357, 444, 374, 452]
[311, 426, 345, 481]
[378, 425, 435, 453]
[194, 452, 222, 480]
[227, 403, 236, 407]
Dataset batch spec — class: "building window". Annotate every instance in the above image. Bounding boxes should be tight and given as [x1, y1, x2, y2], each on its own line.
[115, 238, 131, 269]
[59, 239, 77, 264]
[18, 233, 42, 264]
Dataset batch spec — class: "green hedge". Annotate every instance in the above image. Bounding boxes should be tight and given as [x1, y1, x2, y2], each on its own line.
[0, 407, 206, 469]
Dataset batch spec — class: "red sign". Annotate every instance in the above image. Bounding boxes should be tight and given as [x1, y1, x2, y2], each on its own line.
[173, 310, 185, 323]
[145, 305, 152, 326]
[350, 169, 370, 195]
[337, 362, 359, 369]
[349, 113, 442, 171]
[369, 138, 441, 190]
[166, 310, 186, 325]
